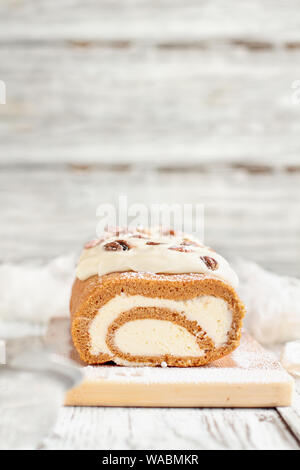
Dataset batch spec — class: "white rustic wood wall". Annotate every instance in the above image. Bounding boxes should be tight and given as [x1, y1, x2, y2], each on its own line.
[0, 0, 300, 276]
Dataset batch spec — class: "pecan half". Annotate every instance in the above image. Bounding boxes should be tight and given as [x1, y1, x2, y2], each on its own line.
[85, 238, 103, 249]
[181, 238, 203, 247]
[162, 229, 176, 236]
[130, 233, 148, 239]
[200, 256, 218, 270]
[104, 226, 129, 236]
[136, 226, 149, 234]
[104, 239, 131, 251]
[169, 246, 193, 253]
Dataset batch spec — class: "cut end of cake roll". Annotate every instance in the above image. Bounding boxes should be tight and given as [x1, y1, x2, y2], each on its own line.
[70, 228, 245, 367]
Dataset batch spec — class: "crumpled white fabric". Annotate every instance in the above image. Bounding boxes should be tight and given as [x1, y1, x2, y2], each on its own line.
[281, 340, 300, 377]
[235, 260, 300, 345]
[0, 254, 76, 324]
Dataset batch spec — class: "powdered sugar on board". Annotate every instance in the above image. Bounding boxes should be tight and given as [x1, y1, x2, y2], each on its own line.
[83, 335, 292, 385]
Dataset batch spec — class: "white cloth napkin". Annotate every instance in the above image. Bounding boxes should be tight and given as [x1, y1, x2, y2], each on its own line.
[281, 341, 300, 377]
[235, 260, 300, 346]
[0, 254, 75, 323]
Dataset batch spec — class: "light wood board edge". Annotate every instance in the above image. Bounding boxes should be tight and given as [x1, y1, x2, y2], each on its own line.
[65, 379, 294, 408]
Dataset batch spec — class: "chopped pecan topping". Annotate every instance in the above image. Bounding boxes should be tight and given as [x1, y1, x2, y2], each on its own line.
[104, 239, 131, 251]
[85, 238, 104, 249]
[168, 246, 193, 253]
[162, 229, 176, 236]
[130, 233, 148, 239]
[104, 226, 129, 236]
[146, 241, 162, 245]
[135, 226, 151, 236]
[181, 238, 203, 247]
[200, 256, 218, 270]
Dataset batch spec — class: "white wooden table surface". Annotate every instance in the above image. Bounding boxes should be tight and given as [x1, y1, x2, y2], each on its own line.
[1, 0, 300, 449]
[41, 397, 300, 450]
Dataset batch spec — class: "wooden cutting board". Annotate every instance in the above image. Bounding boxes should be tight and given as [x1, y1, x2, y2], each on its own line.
[45, 317, 294, 408]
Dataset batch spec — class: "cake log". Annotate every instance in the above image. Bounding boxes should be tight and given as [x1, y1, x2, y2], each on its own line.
[70, 272, 245, 367]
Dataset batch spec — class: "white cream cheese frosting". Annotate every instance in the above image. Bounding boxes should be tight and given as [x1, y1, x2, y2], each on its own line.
[114, 319, 204, 357]
[76, 229, 238, 288]
[89, 294, 233, 357]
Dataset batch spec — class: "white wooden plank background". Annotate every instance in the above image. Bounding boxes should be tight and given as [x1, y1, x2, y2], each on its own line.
[1, 0, 300, 450]
[0, 1, 299, 277]
[0, 1, 300, 165]
[1, 0, 300, 43]
[0, 42, 300, 164]
[0, 167, 299, 277]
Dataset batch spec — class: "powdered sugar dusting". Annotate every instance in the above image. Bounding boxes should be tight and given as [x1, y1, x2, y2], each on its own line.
[83, 364, 291, 385]
[230, 335, 282, 371]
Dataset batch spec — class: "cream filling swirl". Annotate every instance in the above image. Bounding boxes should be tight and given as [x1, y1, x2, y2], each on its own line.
[89, 294, 233, 357]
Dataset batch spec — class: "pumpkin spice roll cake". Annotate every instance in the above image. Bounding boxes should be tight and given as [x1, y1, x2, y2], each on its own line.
[70, 228, 245, 367]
